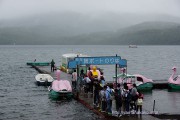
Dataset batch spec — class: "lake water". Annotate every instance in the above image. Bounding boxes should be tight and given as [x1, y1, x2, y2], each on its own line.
[0, 45, 180, 119]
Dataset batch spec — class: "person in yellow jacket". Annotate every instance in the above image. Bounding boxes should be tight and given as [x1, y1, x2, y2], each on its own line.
[92, 66, 99, 79]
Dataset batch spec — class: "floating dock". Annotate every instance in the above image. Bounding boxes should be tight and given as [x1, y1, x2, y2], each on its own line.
[153, 80, 168, 89]
[27, 62, 50, 66]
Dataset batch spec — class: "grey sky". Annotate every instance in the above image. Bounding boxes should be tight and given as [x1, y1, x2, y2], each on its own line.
[0, 0, 180, 19]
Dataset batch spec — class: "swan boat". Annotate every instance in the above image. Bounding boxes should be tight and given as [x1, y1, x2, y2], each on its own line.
[49, 70, 73, 100]
[113, 73, 153, 91]
[168, 67, 180, 90]
[35, 74, 54, 86]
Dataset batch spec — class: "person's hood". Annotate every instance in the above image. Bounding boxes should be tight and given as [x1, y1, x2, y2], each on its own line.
[106, 86, 110, 91]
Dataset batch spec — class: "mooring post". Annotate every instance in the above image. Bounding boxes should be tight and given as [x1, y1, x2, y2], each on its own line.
[153, 100, 155, 112]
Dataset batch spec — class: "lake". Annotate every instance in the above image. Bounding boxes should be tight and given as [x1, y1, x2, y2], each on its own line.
[0, 45, 180, 119]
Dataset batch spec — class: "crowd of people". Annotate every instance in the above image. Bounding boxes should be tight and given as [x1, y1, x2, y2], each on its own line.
[94, 83, 144, 116]
[71, 66, 144, 117]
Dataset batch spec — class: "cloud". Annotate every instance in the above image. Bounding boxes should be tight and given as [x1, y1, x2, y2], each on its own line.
[0, 0, 180, 19]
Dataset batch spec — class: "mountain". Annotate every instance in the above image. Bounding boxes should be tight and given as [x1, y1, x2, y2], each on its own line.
[104, 21, 180, 45]
[0, 12, 180, 45]
[64, 21, 180, 45]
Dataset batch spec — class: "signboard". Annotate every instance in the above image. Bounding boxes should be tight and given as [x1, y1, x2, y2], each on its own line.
[68, 60, 77, 69]
[68, 56, 127, 68]
[75, 56, 121, 65]
[119, 59, 127, 67]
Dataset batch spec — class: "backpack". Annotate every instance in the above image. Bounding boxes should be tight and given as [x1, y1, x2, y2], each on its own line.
[137, 98, 143, 105]
[108, 90, 114, 100]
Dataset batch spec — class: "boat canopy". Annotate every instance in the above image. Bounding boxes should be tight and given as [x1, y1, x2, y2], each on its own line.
[62, 53, 89, 58]
[113, 73, 135, 78]
[61, 53, 89, 67]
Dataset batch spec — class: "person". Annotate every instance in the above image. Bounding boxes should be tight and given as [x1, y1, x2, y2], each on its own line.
[106, 86, 113, 115]
[87, 67, 93, 93]
[51, 59, 55, 72]
[131, 84, 138, 111]
[123, 83, 130, 112]
[92, 66, 99, 84]
[129, 89, 134, 111]
[83, 75, 91, 93]
[99, 86, 107, 112]
[72, 69, 77, 89]
[114, 84, 122, 117]
[93, 83, 100, 107]
[87, 67, 93, 80]
[80, 69, 86, 87]
[80, 69, 86, 78]
[100, 76, 105, 88]
[136, 91, 144, 113]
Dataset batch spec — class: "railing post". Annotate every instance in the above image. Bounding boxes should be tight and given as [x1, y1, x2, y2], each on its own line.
[76, 55, 80, 99]
[115, 54, 118, 86]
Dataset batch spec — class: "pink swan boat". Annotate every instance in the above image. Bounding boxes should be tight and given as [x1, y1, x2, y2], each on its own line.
[168, 67, 180, 90]
[49, 70, 73, 99]
[113, 68, 153, 91]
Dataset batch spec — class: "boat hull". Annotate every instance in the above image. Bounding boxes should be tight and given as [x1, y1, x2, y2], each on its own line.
[49, 90, 73, 100]
[168, 83, 180, 90]
[137, 82, 153, 91]
[36, 81, 52, 86]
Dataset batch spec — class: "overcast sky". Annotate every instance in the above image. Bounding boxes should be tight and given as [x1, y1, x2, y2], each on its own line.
[0, 0, 180, 19]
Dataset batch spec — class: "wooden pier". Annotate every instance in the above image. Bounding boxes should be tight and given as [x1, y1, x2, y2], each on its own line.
[29, 65, 178, 120]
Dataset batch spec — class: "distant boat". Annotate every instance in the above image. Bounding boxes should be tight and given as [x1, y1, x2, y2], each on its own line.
[129, 45, 137, 48]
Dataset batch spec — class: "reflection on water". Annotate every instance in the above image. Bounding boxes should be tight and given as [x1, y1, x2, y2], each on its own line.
[0, 64, 100, 120]
[143, 90, 180, 114]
